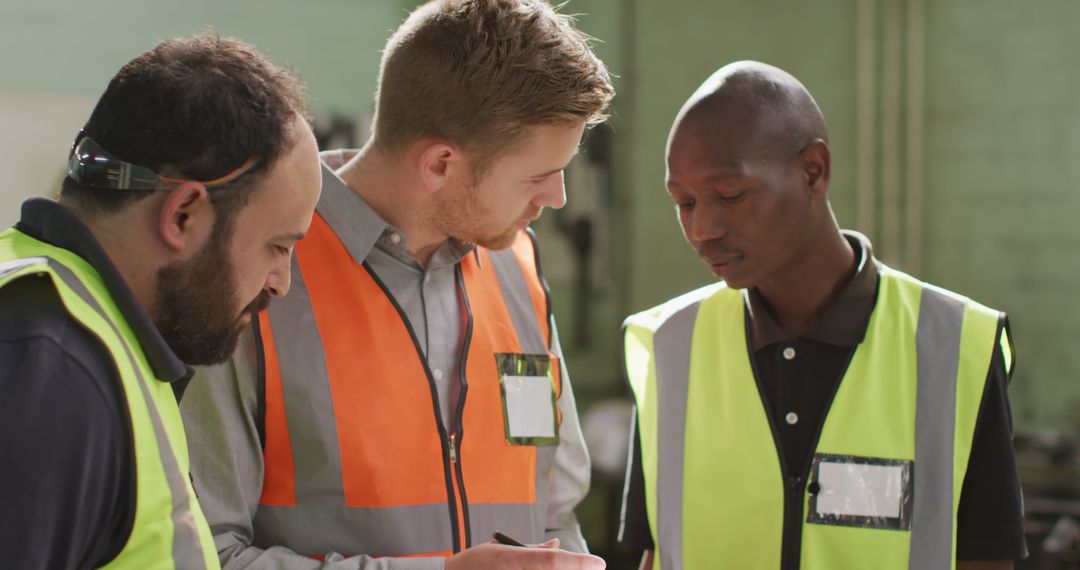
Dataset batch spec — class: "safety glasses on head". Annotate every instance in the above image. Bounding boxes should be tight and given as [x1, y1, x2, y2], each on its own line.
[66, 131, 259, 190]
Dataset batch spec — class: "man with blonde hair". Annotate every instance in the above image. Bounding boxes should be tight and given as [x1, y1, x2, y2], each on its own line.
[182, 1, 614, 568]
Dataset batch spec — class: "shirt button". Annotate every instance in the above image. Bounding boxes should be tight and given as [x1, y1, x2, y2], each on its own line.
[782, 347, 796, 360]
[785, 412, 799, 425]
[433, 368, 443, 380]
[389, 232, 402, 245]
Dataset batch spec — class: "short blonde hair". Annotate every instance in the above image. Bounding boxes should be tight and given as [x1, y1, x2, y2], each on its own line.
[373, 0, 614, 174]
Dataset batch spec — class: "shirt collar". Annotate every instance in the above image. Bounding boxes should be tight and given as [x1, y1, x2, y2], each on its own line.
[374, 229, 474, 270]
[317, 149, 475, 268]
[315, 158, 389, 266]
[747, 230, 880, 350]
[15, 198, 191, 384]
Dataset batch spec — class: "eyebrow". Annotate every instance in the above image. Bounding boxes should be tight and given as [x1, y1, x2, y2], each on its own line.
[705, 172, 744, 184]
[667, 165, 746, 188]
[530, 145, 583, 179]
[702, 162, 748, 183]
[272, 231, 307, 243]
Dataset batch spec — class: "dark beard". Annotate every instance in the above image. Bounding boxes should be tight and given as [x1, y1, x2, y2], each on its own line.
[153, 239, 270, 366]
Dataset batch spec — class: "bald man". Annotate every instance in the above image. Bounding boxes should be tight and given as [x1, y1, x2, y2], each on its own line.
[618, 61, 1025, 570]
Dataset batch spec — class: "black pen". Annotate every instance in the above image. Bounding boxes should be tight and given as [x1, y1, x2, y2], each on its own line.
[493, 531, 528, 547]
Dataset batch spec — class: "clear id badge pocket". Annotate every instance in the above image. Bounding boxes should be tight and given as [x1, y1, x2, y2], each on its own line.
[806, 453, 914, 531]
[495, 353, 559, 446]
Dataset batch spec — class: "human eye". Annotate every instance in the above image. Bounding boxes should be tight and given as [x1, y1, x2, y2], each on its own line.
[531, 172, 557, 186]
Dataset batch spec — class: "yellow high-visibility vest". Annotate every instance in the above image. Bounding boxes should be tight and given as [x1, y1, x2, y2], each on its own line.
[625, 267, 1002, 570]
[0, 228, 219, 569]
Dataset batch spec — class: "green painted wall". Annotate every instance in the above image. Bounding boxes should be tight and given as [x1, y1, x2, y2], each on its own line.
[3, 0, 1078, 564]
[604, 0, 1080, 433]
[0, 0, 414, 225]
[548, 0, 863, 401]
[4, 3, 1079, 555]
[921, 0, 1080, 431]
[0, 0, 407, 116]
[623, 0, 860, 314]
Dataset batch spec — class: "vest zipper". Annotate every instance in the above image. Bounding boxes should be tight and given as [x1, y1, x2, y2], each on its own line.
[452, 264, 474, 549]
[361, 263, 465, 554]
[743, 312, 860, 570]
[782, 476, 803, 570]
[447, 432, 468, 552]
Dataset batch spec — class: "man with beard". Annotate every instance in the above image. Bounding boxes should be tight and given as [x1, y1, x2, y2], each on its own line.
[180, 1, 613, 569]
[619, 61, 1025, 569]
[0, 33, 322, 569]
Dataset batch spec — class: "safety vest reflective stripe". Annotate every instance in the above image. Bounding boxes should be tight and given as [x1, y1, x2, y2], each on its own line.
[625, 284, 719, 570]
[256, 213, 559, 557]
[0, 232, 218, 570]
[910, 285, 966, 569]
[625, 268, 999, 570]
[254, 503, 455, 557]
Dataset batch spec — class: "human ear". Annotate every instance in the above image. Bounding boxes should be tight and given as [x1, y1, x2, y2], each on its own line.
[157, 182, 212, 253]
[417, 142, 459, 195]
[801, 139, 831, 197]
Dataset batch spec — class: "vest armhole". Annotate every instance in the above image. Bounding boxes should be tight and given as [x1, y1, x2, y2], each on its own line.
[252, 311, 267, 451]
[523, 228, 555, 353]
[1, 264, 139, 566]
[998, 314, 1014, 382]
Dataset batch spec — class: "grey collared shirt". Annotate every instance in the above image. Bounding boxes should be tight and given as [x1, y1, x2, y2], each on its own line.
[181, 151, 591, 569]
[317, 150, 476, 428]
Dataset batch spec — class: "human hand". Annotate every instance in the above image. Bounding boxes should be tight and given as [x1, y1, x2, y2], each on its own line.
[444, 539, 606, 569]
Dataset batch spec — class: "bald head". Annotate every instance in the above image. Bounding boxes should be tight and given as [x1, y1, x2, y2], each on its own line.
[670, 61, 827, 161]
[665, 61, 842, 290]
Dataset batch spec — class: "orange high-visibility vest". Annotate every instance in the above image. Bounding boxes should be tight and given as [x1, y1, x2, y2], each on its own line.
[252, 213, 562, 558]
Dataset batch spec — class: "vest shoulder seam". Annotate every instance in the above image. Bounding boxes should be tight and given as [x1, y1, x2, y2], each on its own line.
[624, 282, 729, 332]
[880, 265, 1001, 317]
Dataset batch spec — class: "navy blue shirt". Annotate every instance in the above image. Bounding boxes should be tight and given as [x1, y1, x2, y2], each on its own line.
[0, 199, 191, 569]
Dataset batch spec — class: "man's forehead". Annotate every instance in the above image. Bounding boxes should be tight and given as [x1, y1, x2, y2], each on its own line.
[666, 158, 747, 183]
[668, 124, 746, 166]
[673, 102, 758, 141]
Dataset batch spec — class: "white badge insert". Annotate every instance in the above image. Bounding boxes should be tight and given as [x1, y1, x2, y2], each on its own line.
[815, 460, 905, 519]
[496, 353, 559, 446]
[807, 453, 913, 530]
[502, 374, 556, 440]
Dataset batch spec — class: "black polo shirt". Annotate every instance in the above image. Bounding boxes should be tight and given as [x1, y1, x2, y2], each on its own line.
[0, 198, 191, 569]
[619, 232, 1027, 566]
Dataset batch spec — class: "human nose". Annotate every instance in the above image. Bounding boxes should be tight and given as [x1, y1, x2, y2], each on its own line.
[534, 171, 567, 209]
[684, 200, 728, 243]
[265, 254, 293, 298]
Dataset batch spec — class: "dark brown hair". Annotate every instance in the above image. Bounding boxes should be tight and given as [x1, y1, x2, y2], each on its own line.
[61, 31, 309, 238]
